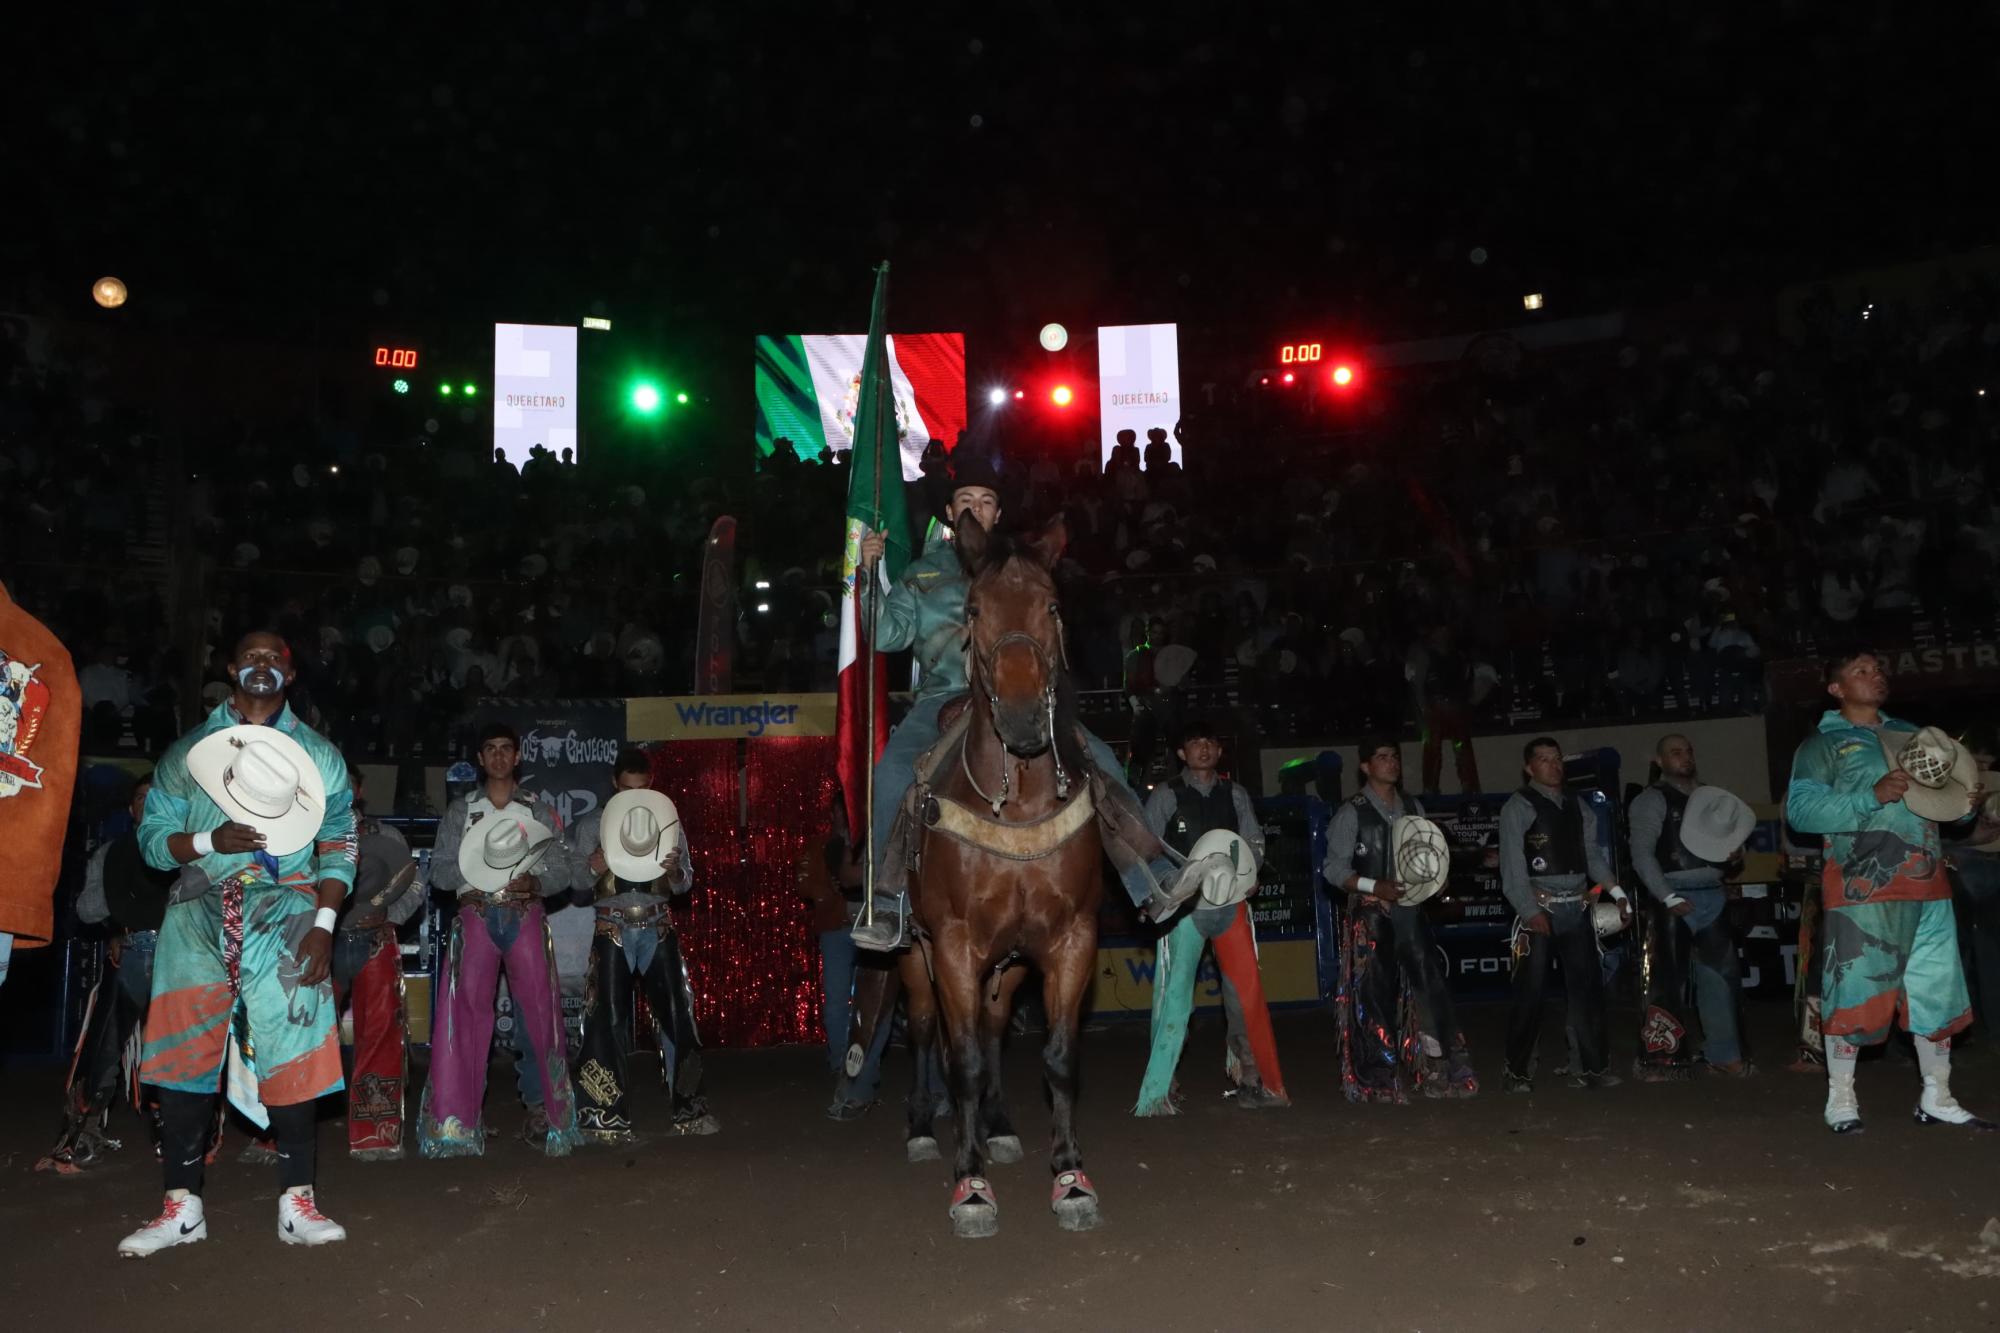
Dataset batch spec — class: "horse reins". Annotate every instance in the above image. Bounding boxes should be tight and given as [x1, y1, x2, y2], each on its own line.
[963, 611, 1072, 815]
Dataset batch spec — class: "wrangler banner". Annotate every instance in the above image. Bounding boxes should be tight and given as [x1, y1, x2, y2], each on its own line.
[628, 693, 837, 742]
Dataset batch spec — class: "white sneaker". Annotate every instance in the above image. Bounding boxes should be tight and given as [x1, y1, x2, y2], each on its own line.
[118, 1192, 207, 1258]
[277, 1187, 347, 1246]
[1916, 1075, 1998, 1130]
[1824, 1083, 1864, 1134]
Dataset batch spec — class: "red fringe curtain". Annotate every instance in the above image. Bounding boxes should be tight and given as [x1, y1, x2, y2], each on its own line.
[647, 737, 835, 1048]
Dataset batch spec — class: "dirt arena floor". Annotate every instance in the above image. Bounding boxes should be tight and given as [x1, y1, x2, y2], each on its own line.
[3, 1000, 1999, 1332]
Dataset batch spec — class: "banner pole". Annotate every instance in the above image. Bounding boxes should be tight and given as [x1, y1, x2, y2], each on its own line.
[861, 263, 886, 927]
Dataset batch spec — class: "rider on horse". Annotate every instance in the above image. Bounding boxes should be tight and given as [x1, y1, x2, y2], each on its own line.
[849, 455, 1226, 952]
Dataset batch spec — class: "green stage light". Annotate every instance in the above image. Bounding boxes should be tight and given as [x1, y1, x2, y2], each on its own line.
[676, 391, 689, 405]
[630, 381, 663, 414]
[440, 383, 453, 396]
[462, 383, 477, 396]
[392, 378, 409, 394]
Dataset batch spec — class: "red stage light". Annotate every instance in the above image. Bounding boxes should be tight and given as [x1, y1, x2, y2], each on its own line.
[1331, 364, 1355, 387]
[1281, 371, 1296, 385]
[1013, 389, 1025, 400]
[1051, 385, 1074, 407]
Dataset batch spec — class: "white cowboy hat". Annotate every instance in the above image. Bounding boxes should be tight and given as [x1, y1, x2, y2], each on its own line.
[600, 788, 681, 884]
[1680, 786, 1756, 863]
[1967, 771, 2000, 853]
[1188, 828, 1257, 907]
[1390, 815, 1451, 905]
[457, 812, 556, 894]
[1592, 900, 1630, 939]
[1880, 726, 1979, 823]
[186, 726, 327, 857]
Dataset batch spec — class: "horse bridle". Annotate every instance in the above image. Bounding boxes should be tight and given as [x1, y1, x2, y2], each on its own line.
[963, 610, 1071, 814]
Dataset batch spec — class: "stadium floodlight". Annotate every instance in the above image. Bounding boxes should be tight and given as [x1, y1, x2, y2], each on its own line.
[676, 391, 690, 405]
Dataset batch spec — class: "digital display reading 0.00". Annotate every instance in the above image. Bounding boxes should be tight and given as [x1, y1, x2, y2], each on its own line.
[373, 346, 419, 369]
[1278, 342, 1322, 364]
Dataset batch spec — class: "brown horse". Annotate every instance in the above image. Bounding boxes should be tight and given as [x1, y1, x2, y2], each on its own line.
[864, 512, 1106, 1238]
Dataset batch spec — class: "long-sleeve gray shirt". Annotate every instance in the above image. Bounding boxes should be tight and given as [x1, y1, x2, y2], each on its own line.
[1627, 783, 1721, 905]
[1322, 787, 1425, 889]
[1497, 783, 1615, 918]
[1141, 770, 1265, 868]
[429, 787, 577, 900]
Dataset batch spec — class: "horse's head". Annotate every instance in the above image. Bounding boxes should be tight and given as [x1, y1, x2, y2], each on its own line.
[957, 513, 1070, 757]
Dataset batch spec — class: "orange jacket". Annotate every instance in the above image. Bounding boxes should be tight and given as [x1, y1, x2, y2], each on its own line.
[0, 581, 80, 947]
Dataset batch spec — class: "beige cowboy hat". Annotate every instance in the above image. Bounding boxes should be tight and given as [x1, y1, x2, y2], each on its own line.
[1188, 829, 1257, 907]
[186, 725, 327, 856]
[1390, 815, 1451, 905]
[1592, 899, 1631, 940]
[1680, 786, 1756, 863]
[1879, 726, 1979, 823]
[600, 788, 682, 884]
[457, 811, 556, 894]
[1967, 771, 2000, 853]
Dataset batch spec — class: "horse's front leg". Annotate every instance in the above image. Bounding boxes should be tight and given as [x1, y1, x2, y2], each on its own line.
[903, 946, 943, 1162]
[1038, 916, 1102, 1231]
[933, 944, 999, 1239]
[979, 962, 1027, 1165]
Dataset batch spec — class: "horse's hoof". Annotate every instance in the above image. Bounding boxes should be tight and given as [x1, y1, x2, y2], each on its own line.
[1050, 1169, 1101, 1232]
[907, 1136, 941, 1163]
[986, 1134, 1023, 1165]
[950, 1176, 999, 1239]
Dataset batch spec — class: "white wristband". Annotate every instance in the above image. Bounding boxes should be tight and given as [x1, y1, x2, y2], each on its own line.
[1357, 876, 1377, 894]
[191, 830, 215, 857]
[312, 907, 338, 934]
[1607, 885, 1629, 903]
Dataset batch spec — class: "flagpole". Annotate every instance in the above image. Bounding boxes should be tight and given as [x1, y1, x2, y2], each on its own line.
[861, 262, 887, 927]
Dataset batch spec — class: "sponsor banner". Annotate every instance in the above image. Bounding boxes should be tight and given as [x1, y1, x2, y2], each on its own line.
[1096, 323, 1182, 466]
[479, 699, 625, 834]
[628, 693, 836, 741]
[1090, 937, 1319, 1016]
[493, 322, 579, 467]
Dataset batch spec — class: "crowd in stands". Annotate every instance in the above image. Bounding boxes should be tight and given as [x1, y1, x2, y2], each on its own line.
[6, 267, 2000, 769]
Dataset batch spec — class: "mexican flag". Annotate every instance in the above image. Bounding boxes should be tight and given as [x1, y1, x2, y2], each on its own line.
[755, 330, 966, 474]
[835, 266, 915, 844]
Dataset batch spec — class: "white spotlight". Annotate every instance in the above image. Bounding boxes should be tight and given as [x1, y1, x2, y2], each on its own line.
[988, 387, 1008, 406]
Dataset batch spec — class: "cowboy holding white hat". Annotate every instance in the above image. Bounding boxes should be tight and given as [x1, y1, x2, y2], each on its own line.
[119, 630, 354, 1260]
[566, 748, 717, 1141]
[1135, 719, 1290, 1114]
[417, 720, 584, 1159]
[1321, 734, 1478, 1101]
[1628, 734, 1755, 1079]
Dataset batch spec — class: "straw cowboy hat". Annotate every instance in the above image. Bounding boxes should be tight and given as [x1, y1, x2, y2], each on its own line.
[1390, 815, 1451, 905]
[1879, 726, 1979, 823]
[186, 726, 327, 857]
[600, 788, 682, 884]
[1187, 829, 1257, 907]
[1680, 786, 1756, 863]
[457, 811, 556, 894]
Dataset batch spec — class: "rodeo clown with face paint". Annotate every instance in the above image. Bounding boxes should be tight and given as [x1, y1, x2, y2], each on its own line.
[848, 455, 1226, 955]
[566, 747, 719, 1141]
[117, 631, 355, 1258]
[418, 720, 583, 1157]
[1785, 649, 1992, 1134]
